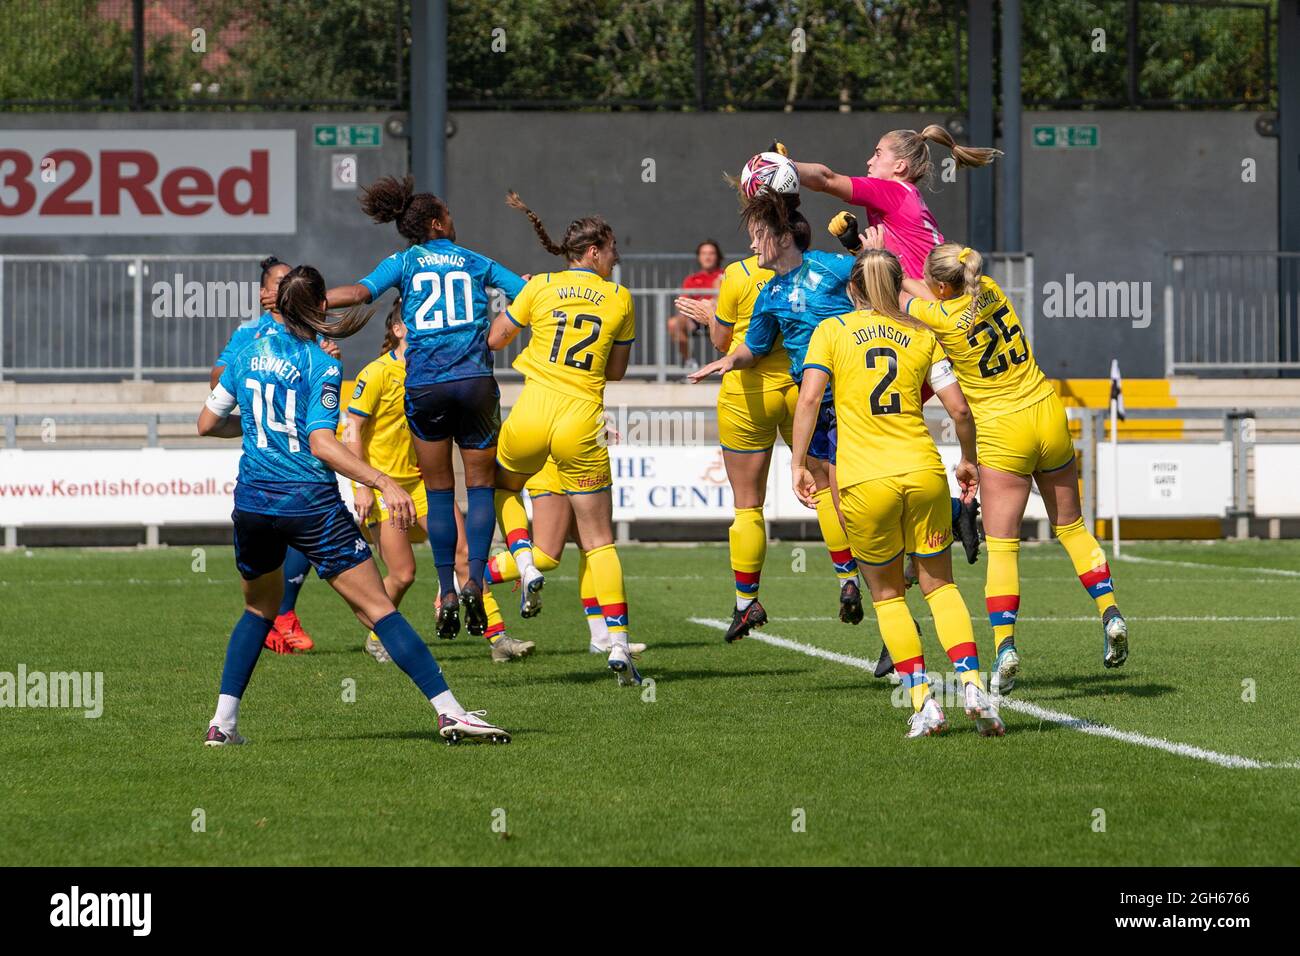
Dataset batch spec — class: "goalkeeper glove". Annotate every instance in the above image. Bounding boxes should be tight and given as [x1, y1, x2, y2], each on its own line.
[828, 211, 862, 253]
[767, 140, 788, 157]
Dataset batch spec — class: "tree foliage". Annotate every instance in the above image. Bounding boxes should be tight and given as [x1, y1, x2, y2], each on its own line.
[0, 0, 1278, 110]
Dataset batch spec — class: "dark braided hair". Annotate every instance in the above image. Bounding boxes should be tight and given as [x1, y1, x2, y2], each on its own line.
[740, 190, 811, 253]
[505, 191, 614, 262]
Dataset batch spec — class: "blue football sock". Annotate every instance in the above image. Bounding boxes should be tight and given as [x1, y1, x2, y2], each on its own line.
[278, 547, 312, 615]
[373, 611, 450, 699]
[218, 610, 273, 698]
[465, 485, 495, 586]
[426, 488, 459, 595]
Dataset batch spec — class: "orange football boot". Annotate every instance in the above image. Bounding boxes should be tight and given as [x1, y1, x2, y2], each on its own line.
[274, 611, 315, 651]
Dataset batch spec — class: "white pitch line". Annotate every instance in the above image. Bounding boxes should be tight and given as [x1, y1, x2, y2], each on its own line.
[689, 616, 1300, 770]
[1115, 553, 1300, 578]
[766, 614, 1300, 624]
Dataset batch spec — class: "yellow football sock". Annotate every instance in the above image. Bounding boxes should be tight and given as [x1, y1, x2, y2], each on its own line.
[486, 544, 560, 585]
[494, 489, 533, 565]
[925, 583, 982, 690]
[873, 596, 928, 712]
[984, 536, 1021, 655]
[1055, 517, 1118, 616]
[482, 587, 507, 644]
[578, 549, 605, 637]
[729, 507, 766, 606]
[813, 488, 858, 582]
[585, 543, 629, 644]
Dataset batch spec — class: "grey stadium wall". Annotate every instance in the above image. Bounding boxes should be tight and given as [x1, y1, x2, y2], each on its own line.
[0, 110, 1277, 378]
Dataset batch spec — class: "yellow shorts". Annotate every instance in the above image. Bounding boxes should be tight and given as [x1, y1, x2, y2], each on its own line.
[354, 476, 429, 544]
[497, 383, 611, 494]
[840, 469, 953, 565]
[525, 458, 566, 498]
[717, 383, 797, 452]
[977, 392, 1075, 477]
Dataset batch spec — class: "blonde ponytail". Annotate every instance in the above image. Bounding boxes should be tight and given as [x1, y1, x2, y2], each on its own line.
[847, 249, 907, 321]
[887, 125, 1003, 187]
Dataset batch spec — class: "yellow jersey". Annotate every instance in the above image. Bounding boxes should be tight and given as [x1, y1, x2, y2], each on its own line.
[346, 350, 420, 482]
[803, 308, 946, 487]
[506, 269, 636, 404]
[715, 256, 792, 395]
[905, 275, 1055, 422]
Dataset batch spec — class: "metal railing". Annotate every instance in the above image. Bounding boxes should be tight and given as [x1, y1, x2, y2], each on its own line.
[1, 251, 1034, 383]
[0, 254, 267, 380]
[1163, 251, 1300, 376]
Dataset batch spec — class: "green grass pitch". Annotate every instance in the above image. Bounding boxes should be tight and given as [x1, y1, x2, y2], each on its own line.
[2, 539, 1298, 866]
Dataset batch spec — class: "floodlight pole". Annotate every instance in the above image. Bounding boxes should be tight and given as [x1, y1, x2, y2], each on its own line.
[1000, 0, 1022, 252]
[411, 0, 448, 198]
[967, 0, 996, 253]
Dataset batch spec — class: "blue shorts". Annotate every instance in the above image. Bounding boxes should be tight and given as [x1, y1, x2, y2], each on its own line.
[808, 401, 837, 464]
[232, 500, 372, 581]
[405, 376, 501, 448]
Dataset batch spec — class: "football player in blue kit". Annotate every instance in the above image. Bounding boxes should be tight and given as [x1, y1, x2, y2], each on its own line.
[689, 190, 869, 629]
[324, 176, 529, 640]
[198, 265, 510, 747]
[210, 255, 329, 655]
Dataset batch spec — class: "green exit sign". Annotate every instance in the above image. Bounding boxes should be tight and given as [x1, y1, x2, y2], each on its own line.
[1032, 124, 1099, 149]
[312, 124, 383, 148]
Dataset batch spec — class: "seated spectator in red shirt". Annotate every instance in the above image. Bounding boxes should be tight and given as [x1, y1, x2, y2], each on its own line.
[668, 240, 724, 367]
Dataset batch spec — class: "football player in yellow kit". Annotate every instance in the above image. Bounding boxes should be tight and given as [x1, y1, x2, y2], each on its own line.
[792, 248, 1003, 738]
[487, 192, 643, 686]
[896, 239, 1128, 692]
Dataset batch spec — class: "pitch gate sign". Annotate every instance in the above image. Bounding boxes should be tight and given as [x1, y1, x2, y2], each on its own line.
[0, 130, 296, 235]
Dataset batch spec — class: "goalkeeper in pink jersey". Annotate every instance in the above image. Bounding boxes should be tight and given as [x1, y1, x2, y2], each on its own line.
[777, 127, 1000, 283]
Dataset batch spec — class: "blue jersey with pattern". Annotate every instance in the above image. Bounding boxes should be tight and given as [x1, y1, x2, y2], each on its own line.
[215, 311, 276, 369]
[744, 250, 854, 397]
[215, 329, 344, 516]
[358, 239, 525, 388]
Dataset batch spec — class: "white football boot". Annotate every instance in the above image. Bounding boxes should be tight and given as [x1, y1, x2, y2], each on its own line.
[204, 725, 248, 746]
[1102, 607, 1129, 668]
[607, 642, 643, 686]
[519, 566, 545, 618]
[490, 635, 536, 663]
[438, 710, 511, 745]
[991, 644, 1020, 696]
[964, 682, 1006, 737]
[905, 697, 949, 739]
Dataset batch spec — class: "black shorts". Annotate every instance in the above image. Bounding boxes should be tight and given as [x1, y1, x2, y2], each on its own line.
[404, 376, 501, 449]
[232, 501, 372, 581]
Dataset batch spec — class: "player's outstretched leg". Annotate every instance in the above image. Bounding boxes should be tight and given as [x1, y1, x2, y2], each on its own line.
[495, 489, 545, 617]
[874, 596, 946, 738]
[206, 609, 274, 745]
[726, 506, 768, 643]
[1054, 517, 1127, 668]
[370, 610, 510, 743]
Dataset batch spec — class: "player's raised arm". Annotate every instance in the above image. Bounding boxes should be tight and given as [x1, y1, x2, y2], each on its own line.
[793, 160, 855, 202]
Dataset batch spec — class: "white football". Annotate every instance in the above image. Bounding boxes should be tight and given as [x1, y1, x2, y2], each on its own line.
[740, 152, 800, 198]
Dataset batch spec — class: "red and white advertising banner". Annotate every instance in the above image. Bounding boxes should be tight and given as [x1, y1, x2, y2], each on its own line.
[0, 130, 296, 235]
